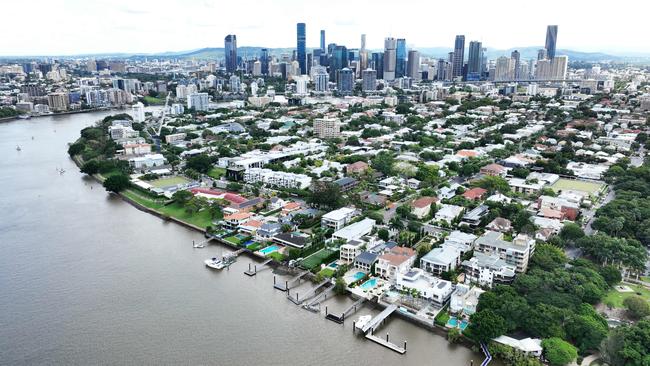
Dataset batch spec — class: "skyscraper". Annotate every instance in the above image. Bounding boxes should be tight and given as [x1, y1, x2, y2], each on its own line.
[452, 35, 465, 78]
[224, 34, 237, 73]
[360, 34, 368, 71]
[511, 50, 521, 79]
[371, 52, 384, 79]
[337, 68, 354, 95]
[260, 48, 269, 75]
[362, 68, 377, 91]
[330, 45, 348, 82]
[537, 48, 547, 61]
[396, 38, 407, 78]
[467, 41, 483, 80]
[383, 37, 397, 81]
[406, 50, 420, 80]
[320, 30, 325, 51]
[296, 23, 306, 75]
[545, 25, 558, 60]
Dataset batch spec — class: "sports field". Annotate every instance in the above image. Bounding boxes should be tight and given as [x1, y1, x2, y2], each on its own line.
[150, 176, 190, 188]
[300, 248, 337, 270]
[550, 178, 604, 195]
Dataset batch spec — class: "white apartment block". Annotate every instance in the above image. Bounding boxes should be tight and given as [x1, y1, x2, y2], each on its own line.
[243, 168, 312, 189]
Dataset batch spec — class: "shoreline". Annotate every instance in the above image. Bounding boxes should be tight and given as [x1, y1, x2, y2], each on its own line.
[0, 107, 126, 124]
[70, 154, 478, 356]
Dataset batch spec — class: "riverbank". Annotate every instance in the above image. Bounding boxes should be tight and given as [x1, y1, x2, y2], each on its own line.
[0, 107, 125, 124]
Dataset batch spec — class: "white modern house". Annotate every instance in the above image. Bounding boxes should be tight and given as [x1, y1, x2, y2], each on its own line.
[450, 284, 484, 315]
[321, 207, 357, 231]
[331, 218, 375, 242]
[395, 268, 454, 308]
[420, 245, 462, 276]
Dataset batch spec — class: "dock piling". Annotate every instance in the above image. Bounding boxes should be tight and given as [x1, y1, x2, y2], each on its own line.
[325, 306, 328, 315]
[404, 340, 407, 351]
[273, 276, 276, 285]
[386, 333, 389, 342]
[353, 321, 355, 333]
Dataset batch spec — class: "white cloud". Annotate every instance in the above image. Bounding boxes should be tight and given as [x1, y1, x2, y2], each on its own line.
[1, 0, 648, 56]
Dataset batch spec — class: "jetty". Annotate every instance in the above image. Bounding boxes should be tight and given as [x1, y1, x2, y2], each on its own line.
[352, 304, 406, 354]
[244, 259, 273, 276]
[287, 279, 329, 305]
[273, 270, 309, 291]
[325, 297, 366, 324]
[303, 287, 334, 312]
[359, 304, 398, 333]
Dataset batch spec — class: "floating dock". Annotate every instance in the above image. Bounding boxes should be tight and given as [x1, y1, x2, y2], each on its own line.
[287, 280, 329, 305]
[325, 297, 366, 324]
[273, 270, 309, 291]
[365, 333, 406, 354]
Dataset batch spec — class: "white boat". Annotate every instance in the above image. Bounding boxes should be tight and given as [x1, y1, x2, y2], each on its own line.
[355, 315, 372, 329]
[192, 240, 205, 248]
[18, 115, 31, 119]
[204, 257, 225, 269]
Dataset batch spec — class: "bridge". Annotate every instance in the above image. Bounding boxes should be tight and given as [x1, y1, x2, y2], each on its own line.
[325, 297, 366, 324]
[273, 271, 309, 292]
[243, 259, 272, 276]
[287, 280, 329, 305]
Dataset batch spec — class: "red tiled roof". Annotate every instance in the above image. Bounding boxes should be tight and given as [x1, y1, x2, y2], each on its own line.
[463, 187, 488, 200]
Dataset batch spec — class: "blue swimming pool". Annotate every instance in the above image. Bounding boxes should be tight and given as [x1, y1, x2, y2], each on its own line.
[328, 262, 338, 269]
[359, 278, 377, 290]
[259, 245, 279, 255]
[447, 317, 459, 327]
[353, 271, 365, 281]
[243, 240, 255, 246]
[459, 320, 469, 330]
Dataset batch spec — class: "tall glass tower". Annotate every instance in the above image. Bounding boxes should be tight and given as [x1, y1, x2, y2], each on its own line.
[452, 35, 465, 78]
[545, 25, 558, 60]
[396, 38, 406, 78]
[224, 34, 237, 73]
[296, 23, 306, 75]
[320, 30, 325, 51]
[467, 41, 482, 80]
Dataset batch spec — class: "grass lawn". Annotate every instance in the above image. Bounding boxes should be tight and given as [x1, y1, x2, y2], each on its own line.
[318, 267, 336, 278]
[207, 167, 226, 180]
[551, 178, 604, 195]
[150, 176, 191, 188]
[123, 190, 214, 228]
[603, 284, 650, 308]
[224, 236, 242, 245]
[434, 309, 450, 326]
[300, 248, 336, 270]
[268, 252, 285, 262]
[143, 96, 165, 105]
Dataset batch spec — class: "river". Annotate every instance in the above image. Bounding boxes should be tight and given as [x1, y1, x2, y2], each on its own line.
[0, 110, 498, 365]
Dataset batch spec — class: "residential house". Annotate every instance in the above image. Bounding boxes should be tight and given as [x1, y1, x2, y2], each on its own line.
[537, 195, 580, 221]
[334, 177, 358, 192]
[442, 231, 477, 255]
[331, 218, 375, 242]
[462, 251, 517, 287]
[411, 196, 438, 219]
[420, 245, 461, 276]
[493, 336, 543, 358]
[375, 246, 417, 280]
[256, 222, 282, 241]
[486, 217, 512, 233]
[450, 284, 485, 315]
[354, 251, 379, 272]
[222, 212, 253, 230]
[340, 239, 365, 264]
[462, 187, 488, 201]
[347, 161, 369, 175]
[321, 207, 357, 231]
[435, 204, 464, 224]
[461, 205, 489, 227]
[474, 231, 535, 273]
[272, 232, 308, 249]
[480, 163, 507, 177]
[395, 268, 454, 307]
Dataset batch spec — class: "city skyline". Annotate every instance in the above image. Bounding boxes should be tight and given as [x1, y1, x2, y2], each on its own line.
[2, 0, 649, 56]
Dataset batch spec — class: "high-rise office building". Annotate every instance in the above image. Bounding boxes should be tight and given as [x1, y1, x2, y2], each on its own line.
[312, 65, 329, 92]
[337, 68, 354, 95]
[467, 41, 483, 80]
[371, 52, 384, 79]
[187, 93, 209, 111]
[260, 48, 269, 75]
[296, 23, 306, 75]
[452, 35, 465, 78]
[224, 34, 237, 73]
[511, 50, 521, 79]
[396, 38, 407, 78]
[545, 25, 558, 60]
[383, 37, 397, 81]
[537, 48, 547, 61]
[494, 56, 514, 81]
[320, 30, 326, 51]
[330, 45, 348, 81]
[360, 34, 368, 71]
[362, 69, 377, 91]
[406, 50, 420, 80]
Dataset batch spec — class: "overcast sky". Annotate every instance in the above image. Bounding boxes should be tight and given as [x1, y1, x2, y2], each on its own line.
[2, 0, 648, 56]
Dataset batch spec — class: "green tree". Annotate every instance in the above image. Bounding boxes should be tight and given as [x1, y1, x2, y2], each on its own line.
[80, 159, 100, 175]
[185, 154, 213, 174]
[102, 174, 130, 193]
[447, 327, 462, 343]
[371, 151, 395, 176]
[623, 296, 650, 320]
[542, 337, 577, 366]
[559, 223, 585, 243]
[468, 309, 508, 342]
[377, 228, 390, 241]
[308, 181, 343, 209]
[333, 276, 347, 295]
[599, 265, 622, 286]
[172, 190, 193, 205]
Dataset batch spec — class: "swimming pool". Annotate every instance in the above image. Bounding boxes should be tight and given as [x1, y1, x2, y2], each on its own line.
[328, 262, 338, 269]
[459, 320, 468, 330]
[352, 271, 366, 281]
[447, 317, 459, 327]
[235, 233, 248, 240]
[359, 278, 377, 291]
[259, 245, 279, 255]
[244, 240, 255, 246]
